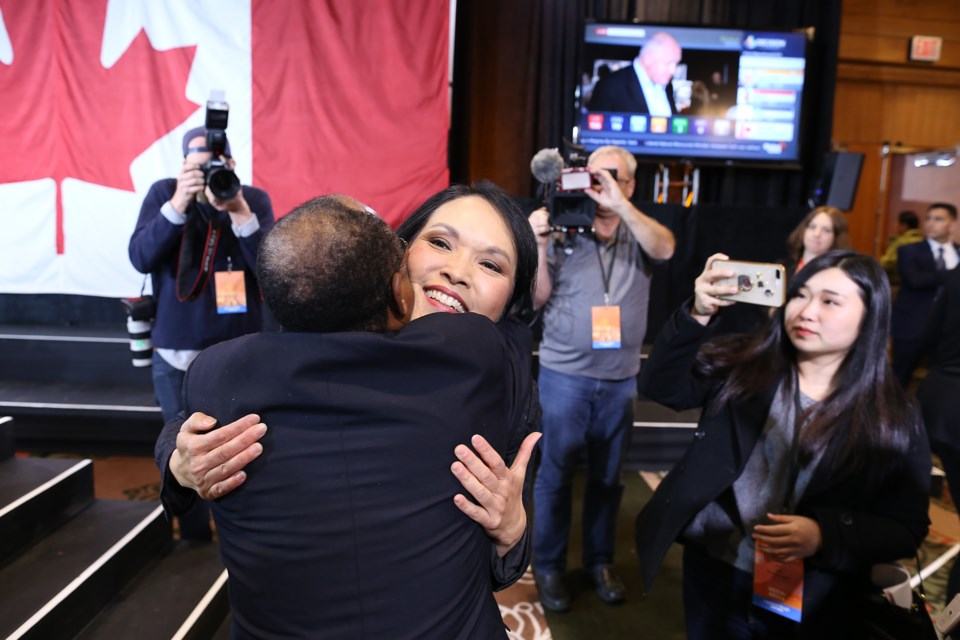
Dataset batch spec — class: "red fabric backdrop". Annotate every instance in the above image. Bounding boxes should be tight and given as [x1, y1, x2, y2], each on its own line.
[0, 0, 450, 296]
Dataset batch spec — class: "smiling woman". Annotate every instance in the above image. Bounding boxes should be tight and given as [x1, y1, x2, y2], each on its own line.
[396, 181, 539, 322]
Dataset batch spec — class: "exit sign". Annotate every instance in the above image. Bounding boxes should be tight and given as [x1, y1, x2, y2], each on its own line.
[910, 35, 942, 62]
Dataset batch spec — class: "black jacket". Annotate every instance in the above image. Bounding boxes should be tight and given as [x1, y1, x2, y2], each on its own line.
[588, 64, 677, 114]
[893, 240, 960, 340]
[169, 313, 535, 639]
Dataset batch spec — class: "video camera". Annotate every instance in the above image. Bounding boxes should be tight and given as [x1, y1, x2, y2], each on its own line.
[530, 140, 612, 230]
[200, 90, 241, 201]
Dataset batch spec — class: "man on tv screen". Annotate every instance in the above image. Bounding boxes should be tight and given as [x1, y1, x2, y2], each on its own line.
[588, 31, 682, 116]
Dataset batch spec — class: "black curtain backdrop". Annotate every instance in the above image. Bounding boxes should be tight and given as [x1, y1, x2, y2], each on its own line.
[452, 0, 840, 338]
[453, 0, 840, 204]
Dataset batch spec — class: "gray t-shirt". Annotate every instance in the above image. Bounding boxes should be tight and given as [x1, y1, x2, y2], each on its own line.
[538, 222, 651, 380]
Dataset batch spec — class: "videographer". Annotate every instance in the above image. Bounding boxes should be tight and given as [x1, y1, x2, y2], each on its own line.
[529, 145, 674, 611]
[128, 125, 274, 540]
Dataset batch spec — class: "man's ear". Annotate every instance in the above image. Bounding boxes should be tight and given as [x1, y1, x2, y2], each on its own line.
[386, 257, 415, 331]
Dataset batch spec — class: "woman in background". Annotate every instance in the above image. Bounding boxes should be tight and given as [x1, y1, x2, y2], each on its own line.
[636, 250, 930, 638]
[784, 206, 850, 277]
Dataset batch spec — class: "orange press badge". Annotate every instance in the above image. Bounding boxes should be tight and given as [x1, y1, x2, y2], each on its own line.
[753, 548, 803, 622]
[214, 270, 248, 314]
[591, 305, 621, 349]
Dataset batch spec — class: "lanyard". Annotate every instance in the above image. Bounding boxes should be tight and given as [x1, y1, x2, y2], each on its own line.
[594, 233, 618, 305]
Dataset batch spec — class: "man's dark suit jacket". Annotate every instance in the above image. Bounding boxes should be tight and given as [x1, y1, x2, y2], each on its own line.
[919, 268, 960, 446]
[182, 313, 532, 639]
[893, 240, 959, 340]
[588, 65, 676, 114]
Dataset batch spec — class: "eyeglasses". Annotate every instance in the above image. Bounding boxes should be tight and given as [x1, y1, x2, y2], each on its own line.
[596, 167, 633, 186]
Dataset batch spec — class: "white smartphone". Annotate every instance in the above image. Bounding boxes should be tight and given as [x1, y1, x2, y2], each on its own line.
[713, 259, 787, 308]
[937, 593, 960, 635]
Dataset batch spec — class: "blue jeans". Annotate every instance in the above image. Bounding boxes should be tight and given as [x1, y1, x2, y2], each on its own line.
[152, 352, 212, 541]
[152, 351, 186, 424]
[532, 366, 634, 573]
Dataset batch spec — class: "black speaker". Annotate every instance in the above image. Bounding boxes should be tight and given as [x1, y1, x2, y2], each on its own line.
[809, 152, 864, 211]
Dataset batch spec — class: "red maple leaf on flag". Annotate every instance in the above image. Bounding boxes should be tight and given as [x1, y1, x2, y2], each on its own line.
[0, 0, 197, 253]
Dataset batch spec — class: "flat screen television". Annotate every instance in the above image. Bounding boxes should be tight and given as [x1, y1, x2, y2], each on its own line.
[576, 22, 811, 166]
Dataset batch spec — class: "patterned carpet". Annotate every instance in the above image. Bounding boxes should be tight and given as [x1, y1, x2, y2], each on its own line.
[919, 475, 960, 619]
[496, 570, 551, 640]
[83, 456, 959, 638]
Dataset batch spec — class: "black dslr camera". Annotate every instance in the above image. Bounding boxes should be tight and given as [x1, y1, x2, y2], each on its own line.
[200, 91, 241, 201]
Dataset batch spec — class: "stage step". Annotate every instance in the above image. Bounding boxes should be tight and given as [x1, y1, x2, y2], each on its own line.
[0, 415, 14, 461]
[0, 456, 94, 564]
[0, 500, 169, 640]
[75, 542, 228, 640]
[626, 397, 699, 471]
[211, 613, 232, 639]
[0, 325, 161, 455]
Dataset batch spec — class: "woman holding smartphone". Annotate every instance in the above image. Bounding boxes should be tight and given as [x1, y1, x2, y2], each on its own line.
[635, 250, 930, 638]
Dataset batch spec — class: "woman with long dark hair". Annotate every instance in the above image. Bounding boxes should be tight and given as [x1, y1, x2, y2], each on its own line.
[635, 249, 930, 638]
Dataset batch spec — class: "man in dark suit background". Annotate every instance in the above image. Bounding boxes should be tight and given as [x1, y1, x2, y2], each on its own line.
[181, 196, 537, 638]
[919, 266, 960, 600]
[588, 31, 682, 115]
[892, 201, 959, 386]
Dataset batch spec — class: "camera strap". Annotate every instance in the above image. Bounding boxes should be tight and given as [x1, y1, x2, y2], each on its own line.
[176, 202, 222, 302]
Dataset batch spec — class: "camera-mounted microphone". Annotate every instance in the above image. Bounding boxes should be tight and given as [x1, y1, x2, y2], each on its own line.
[529, 142, 597, 231]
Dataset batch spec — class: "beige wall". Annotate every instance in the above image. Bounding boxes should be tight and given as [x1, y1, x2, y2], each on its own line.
[834, 0, 960, 255]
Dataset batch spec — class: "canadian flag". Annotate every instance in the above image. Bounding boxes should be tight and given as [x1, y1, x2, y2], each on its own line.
[0, 0, 450, 298]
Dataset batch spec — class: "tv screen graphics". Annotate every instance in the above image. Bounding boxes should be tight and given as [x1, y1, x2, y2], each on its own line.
[577, 22, 810, 165]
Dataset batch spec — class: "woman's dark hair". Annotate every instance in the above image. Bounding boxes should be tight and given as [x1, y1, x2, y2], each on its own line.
[785, 206, 850, 263]
[396, 181, 538, 320]
[698, 250, 917, 477]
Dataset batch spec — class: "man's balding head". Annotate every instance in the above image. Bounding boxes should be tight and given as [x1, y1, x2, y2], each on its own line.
[257, 196, 405, 333]
[638, 32, 682, 86]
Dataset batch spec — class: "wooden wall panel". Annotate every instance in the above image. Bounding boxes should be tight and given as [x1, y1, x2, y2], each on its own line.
[832, 0, 960, 258]
[844, 0, 960, 22]
[832, 81, 885, 145]
[834, 77, 960, 147]
[836, 142, 885, 256]
[842, 0, 960, 71]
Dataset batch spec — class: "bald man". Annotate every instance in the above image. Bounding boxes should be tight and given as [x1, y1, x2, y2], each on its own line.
[589, 31, 683, 115]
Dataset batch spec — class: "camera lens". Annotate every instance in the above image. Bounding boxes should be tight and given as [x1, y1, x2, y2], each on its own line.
[127, 317, 153, 368]
[208, 167, 241, 201]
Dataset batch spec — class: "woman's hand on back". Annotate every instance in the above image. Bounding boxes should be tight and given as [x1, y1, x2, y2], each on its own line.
[450, 432, 542, 557]
[691, 252, 739, 325]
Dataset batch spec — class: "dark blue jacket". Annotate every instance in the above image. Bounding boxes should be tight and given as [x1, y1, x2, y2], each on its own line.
[893, 240, 960, 340]
[128, 178, 274, 350]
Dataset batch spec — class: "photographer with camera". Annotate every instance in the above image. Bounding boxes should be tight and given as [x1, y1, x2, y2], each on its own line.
[128, 115, 274, 541]
[529, 145, 674, 611]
